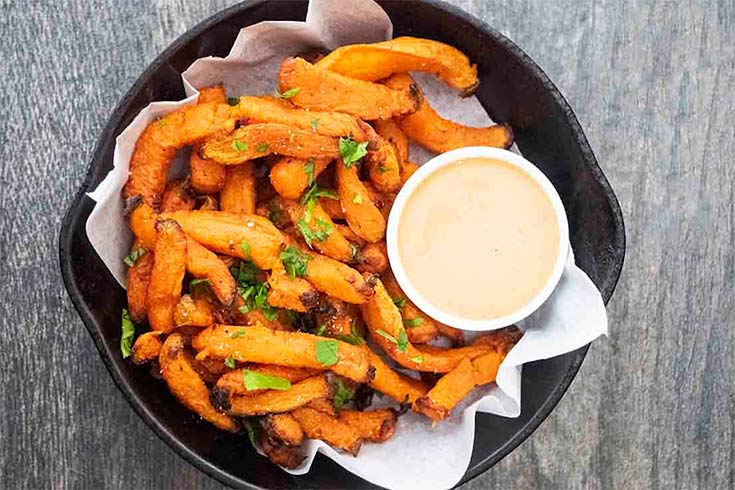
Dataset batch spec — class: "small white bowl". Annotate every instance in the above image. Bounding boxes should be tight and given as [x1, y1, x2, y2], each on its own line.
[386, 147, 569, 332]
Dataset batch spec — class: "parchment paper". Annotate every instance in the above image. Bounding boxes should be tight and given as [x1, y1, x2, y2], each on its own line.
[86, 1, 608, 488]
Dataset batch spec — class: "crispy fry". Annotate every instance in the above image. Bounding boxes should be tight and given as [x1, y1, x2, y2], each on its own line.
[159, 210, 284, 270]
[320, 196, 345, 221]
[174, 294, 215, 327]
[212, 365, 322, 408]
[201, 123, 341, 165]
[373, 118, 408, 169]
[435, 323, 465, 346]
[186, 238, 237, 305]
[263, 413, 305, 446]
[306, 398, 338, 417]
[317, 36, 478, 95]
[226, 375, 332, 416]
[361, 279, 491, 372]
[122, 102, 235, 208]
[146, 220, 187, 333]
[291, 406, 362, 456]
[282, 199, 354, 262]
[161, 178, 196, 212]
[126, 240, 154, 324]
[232, 96, 377, 141]
[335, 162, 386, 243]
[314, 298, 360, 339]
[130, 331, 163, 365]
[220, 163, 257, 215]
[339, 409, 397, 443]
[365, 349, 428, 404]
[159, 333, 238, 431]
[381, 270, 438, 344]
[197, 84, 227, 104]
[198, 194, 219, 210]
[354, 242, 388, 274]
[259, 430, 305, 469]
[270, 157, 331, 200]
[278, 57, 421, 120]
[366, 138, 401, 193]
[190, 151, 227, 194]
[301, 247, 375, 303]
[334, 223, 364, 246]
[414, 327, 522, 420]
[267, 264, 319, 313]
[128, 202, 158, 249]
[192, 324, 374, 383]
[401, 160, 420, 184]
[384, 73, 513, 152]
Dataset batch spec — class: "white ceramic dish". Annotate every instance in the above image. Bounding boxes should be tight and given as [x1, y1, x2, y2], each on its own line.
[386, 146, 570, 332]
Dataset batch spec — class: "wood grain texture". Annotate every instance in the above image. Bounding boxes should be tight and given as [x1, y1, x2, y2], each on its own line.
[1, 0, 733, 489]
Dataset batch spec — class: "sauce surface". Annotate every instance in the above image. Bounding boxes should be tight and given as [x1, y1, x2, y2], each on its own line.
[398, 158, 560, 320]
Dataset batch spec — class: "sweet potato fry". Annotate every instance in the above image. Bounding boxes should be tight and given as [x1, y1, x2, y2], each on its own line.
[201, 123, 341, 165]
[174, 294, 215, 327]
[146, 220, 187, 333]
[414, 327, 522, 420]
[220, 163, 257, 215]
[354, 242, 388, 274]
[373, 118, 408, 168]
[282, 199, 354, 262]
[291, 406, 362, 456]
[122, 102, 235, 208]
[226, 375, 332, 416]
[185, 238, 237, 305]
[360, 279, 491, 372]
[263, 413, 305, 446]
[192, 324, 373, 383]
[317, 36, 478, 95]
[126, 240, 154, 324]
[190, 151, 227, 194]
[211, 365, 322, 408]
[366, 138, 401, 193]
[365, 349, 428, 404]
[259, 430, 305, 469]
[335, 163, 386, 243]
[435, 323, 465, 347]
[381, 270, 439, 344]
[384, 73, 513, 152]
[232, 96, 377, 142]
[278, 57, 421, 120]
[306, 398, 339, 417]
[159, 333, 238, 432]
[128, 202, 158, 249]
[301, 247, 375, 303]
[159, 210, 284, 270]
[270, 157, 331, 200]
[320, 196, 345, 221]
[339, 409, 397, 443]
[267, 264, 320, 313]
[197, 84, 227, 104]
[334, 224, 364, 246]
[160, 178, 196, 212]
[401, 160, 420, 184]
[314, 298, 361, 339]
[130, 331, 163, 365]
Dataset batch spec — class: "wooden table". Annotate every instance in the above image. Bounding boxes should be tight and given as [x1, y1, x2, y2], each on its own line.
[1, 0, 732, 488]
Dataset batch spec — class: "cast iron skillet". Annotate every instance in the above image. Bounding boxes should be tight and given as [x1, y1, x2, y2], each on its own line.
[58, 1, 626, 488]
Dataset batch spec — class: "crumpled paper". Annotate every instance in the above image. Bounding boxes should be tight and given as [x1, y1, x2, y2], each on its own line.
[85, 1, 608, 488]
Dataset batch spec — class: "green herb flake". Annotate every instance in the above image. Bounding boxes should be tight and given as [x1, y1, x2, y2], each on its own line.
[278, 87, 301, 99]
[230, 328, 246, 339]
[297, 218, 332, 247]
[315, 339, 339, 366]
[410, 354, 424, 364]
[310, 118, 319, 132]
[403, 317, 424, 328]
[304, 159, 315, 186]
[231, 139, 248, 152]
[333, 379, 354, 410]
[120, 308, 135, 359]
[256, 142, 269, 153]
[351, 193, 362, 204]
[376, 328, 408, 353]
[227, 97, 239, 106]
[243, 419, 259, 449]
[300, 182, 339, 222]
[378, 165, 391, 174]
[224, 357, 236, 369]
[190, 278, 210, 291]
[280, 245, 309, 279]
[242, 369, 292, 391]
[350, 243, 360, 261]
[315, 323, 328, 336]
[240, 240, 251, 259]
[123, 247, 148, 267]
[392, 296, 407, 309]
[339, 136, 368, 168]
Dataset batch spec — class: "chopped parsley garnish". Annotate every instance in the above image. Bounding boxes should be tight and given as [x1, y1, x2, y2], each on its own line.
[227, 97, 239, 106]
[297, 218, 333, 247]
[230, 261, 278, 320]
[278, 87, 300, 99]
[231, 139, 248, 152]
[230, 328, 246, 339]
[189, 278, 210, 291]
[300, 182, 339, 221]
[256, 142, 269, 153]
[339, 136, 368, 168]
[310, 118, 319, 132]
[392, 296, 407, 309]
[334, 319, 365, 345]
[315, 323, 328, 336]
[350, 243, 359, 261]
[375, 328, 409, 353]
[304, 159, 315, 186]
[351, 193, 362, 204]
[279, 245, 309, 279]
[123, 247, 148, 267]
[120, 308, 135, 359]
[315, 339, 339, 366]
[240, 240, 251, 259]
[224, 357, 236, 369]
[410, 354, 424, 364]
[403, 317, 424, 328]
[378, 165, 391, 174]
[243, 369, 292, 391]
[333, 379, 354, 410]
[243, 419, 259, 448]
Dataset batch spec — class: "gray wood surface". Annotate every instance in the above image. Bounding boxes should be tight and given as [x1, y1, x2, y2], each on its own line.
[1, 0, 733, 488]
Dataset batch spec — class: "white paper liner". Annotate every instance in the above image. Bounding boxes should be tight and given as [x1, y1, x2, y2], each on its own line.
[85, 1, 608, 488]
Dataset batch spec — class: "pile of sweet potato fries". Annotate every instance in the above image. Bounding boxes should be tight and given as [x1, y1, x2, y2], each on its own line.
[120, 36, 521, 468]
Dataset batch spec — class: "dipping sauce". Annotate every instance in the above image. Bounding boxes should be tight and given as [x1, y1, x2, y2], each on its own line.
[398, 158, 560, 321]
